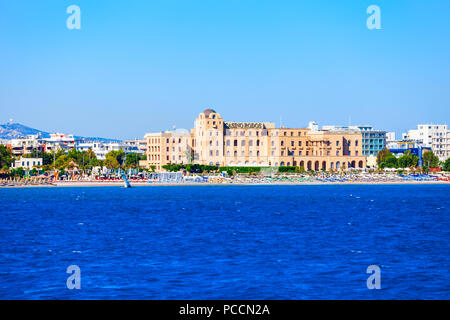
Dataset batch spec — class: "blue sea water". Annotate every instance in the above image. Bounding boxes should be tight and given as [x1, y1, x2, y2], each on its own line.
[0, 185, 449, 300]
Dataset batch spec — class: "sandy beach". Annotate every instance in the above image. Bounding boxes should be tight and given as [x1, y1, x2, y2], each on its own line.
[1, 180, 448, 188]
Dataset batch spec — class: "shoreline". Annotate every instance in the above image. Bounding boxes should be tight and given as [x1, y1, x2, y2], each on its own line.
[1, 180, 449, 188]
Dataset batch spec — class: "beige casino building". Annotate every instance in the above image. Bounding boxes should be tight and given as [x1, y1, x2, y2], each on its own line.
[141, 109, 366, 171]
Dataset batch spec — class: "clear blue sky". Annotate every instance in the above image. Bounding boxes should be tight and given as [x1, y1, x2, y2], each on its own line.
[0, 0, 449, 140]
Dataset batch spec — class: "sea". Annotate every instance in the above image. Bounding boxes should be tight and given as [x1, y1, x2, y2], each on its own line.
[0, 184, 448, 299]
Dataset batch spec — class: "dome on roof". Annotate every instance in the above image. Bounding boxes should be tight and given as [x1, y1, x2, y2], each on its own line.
[203, 108, 216, 117]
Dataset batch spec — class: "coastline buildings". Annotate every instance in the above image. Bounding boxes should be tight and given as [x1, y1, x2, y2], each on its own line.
[76, 141, 144, 160]
[7, 134, 45, 156]
[141, 109, 366, 171]
[403, 124, 450, 161]
[6, 133, 78, 156]
[321, 125, 387, 156]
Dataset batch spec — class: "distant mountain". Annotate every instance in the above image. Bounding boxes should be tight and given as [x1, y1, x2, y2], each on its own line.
[0, 122, 50, 139]
[0, 122, 120, 142]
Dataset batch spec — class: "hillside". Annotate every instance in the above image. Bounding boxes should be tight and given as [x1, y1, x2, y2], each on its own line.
[0, 122, 120, 142]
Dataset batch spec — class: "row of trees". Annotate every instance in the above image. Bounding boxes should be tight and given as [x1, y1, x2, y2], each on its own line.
[161, 164, 311, 176]
[376, 149, 449, 171]
[0, 144, 146, 174]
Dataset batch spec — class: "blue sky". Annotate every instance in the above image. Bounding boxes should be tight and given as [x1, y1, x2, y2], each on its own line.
[0, 0, 449, 139]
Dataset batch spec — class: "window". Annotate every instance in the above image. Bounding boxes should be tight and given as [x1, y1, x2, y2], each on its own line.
[291, 141, 294, 147]
[336, 151, 339, 156]
[234, 140, 238, 147]
[336, 141, 339, 146]
[241, 140, 245, 146]
[299, 141, 302, 146]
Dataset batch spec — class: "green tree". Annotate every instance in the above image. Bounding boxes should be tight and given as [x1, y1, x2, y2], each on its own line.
[24, 149, 55, 166]
[380, 154, 398, 169]
[0, 144, 13, 169]
[422, 151, 439, 168]
[376, 149, 392, 166]
[125, 153, 145, 169]
[104, 150, 125, 169]
[10, 167, 25, 178]
[162, 163, 185, 172]
[397, 150, 419, 168]
[442, 158, 450, 171]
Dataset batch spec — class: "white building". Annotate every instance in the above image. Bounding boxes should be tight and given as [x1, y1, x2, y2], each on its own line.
[76, 141, 143, 160]
[7, 134, 45, 156]
[43, 133, 77, 150]
[403, 124, 450, 161]
[12, 157, 42, 169]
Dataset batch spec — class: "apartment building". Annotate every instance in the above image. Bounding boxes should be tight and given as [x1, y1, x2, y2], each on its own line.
[143, 129, 193, 171]
[403, 124, 450, 161]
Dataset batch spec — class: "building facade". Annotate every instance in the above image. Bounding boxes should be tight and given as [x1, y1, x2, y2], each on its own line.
[141, 109, 367, 171]
[143, 129, 193, 171]
[322, 125, 386, 156]
[76, 141, 143, 160]
[403, 124, 450, 161]
[12, 157, 42, 169]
